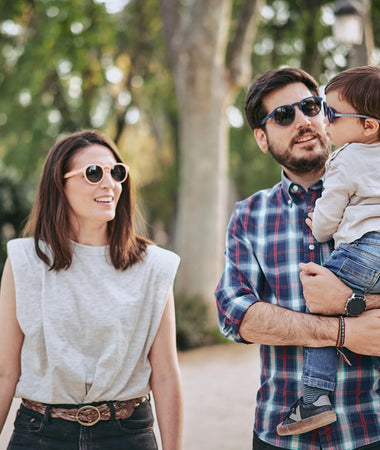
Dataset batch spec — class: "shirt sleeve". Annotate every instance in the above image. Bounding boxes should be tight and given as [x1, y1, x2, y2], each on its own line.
[312, 156, 353, 243]
[215, 202, 261, 343]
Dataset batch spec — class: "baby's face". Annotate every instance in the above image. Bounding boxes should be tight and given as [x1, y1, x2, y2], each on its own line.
[324, 90, 369, 147]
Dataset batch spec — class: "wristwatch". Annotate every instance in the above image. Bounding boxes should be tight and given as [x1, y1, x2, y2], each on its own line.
[345, 293, 366, 317]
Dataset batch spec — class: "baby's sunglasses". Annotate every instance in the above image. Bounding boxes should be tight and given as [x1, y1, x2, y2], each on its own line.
[64, 163, 129, 185]
[322, 101, 380, 124]
[261, 96, 323, 127]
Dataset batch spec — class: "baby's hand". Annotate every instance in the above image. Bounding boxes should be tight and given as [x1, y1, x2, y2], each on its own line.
[305, 212, 313, 231]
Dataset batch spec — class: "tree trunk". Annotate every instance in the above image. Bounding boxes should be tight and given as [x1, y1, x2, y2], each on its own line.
[174, 66, 232, 306]
[170, 1, 233, 320]
[159, 0, 260, 319]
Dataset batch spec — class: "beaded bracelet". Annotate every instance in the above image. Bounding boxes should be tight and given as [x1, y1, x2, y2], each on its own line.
[336, 315, 352, 366]
[336, 315, 344, 347]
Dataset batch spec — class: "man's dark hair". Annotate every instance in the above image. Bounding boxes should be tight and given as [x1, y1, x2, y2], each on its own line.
[245, 68, 320, 130]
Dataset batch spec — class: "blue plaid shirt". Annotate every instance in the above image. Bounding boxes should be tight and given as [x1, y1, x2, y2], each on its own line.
[215, 172, 380, 449]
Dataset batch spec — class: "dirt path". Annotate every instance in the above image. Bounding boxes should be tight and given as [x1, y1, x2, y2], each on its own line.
[179, 343, 260, 450]
[0, 343, 260, 450]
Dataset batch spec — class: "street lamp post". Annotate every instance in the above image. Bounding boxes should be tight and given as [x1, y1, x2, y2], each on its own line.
[333, 0, 368, 67]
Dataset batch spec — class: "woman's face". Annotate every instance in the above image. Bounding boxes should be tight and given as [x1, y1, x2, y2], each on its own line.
[64, 144, 123, 237]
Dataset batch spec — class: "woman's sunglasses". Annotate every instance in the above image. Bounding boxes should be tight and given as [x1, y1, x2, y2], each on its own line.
[64, 163, 129, 185]
[322, 102, 380, 124]
[261, 96, 323, 127]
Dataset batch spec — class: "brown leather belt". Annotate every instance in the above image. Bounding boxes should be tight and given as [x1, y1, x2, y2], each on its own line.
[22, 397, 146, 426]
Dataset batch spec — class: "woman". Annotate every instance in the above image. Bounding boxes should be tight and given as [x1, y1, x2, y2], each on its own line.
[0, 130, 183, 449]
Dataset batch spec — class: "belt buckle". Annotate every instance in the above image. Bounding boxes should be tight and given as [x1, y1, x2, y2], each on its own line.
[76, 405, 101, 426]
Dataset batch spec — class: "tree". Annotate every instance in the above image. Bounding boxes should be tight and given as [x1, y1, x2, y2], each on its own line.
[0, 0, 120, 175]
[1, 0, 379, 317]
[159, 0, 262, 314]
[0, 165, 32, 273]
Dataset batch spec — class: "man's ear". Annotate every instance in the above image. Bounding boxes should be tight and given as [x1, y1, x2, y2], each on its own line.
[363, 118, 380, 137]
[254, 128, 269, 154]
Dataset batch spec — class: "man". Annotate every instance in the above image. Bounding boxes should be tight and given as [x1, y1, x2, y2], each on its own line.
[215, 68, 380, 449]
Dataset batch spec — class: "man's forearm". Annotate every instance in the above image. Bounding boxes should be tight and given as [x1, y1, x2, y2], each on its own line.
[239, 301, 337, 347]
[239, 301, 380, 357]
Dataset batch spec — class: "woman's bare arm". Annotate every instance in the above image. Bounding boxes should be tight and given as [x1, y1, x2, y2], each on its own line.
[0, 259, 24, 434]
[149, 289, 183, 450]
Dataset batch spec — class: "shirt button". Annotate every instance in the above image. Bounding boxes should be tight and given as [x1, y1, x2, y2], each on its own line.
[292, 185, 299, 192]
[309, 244, 315, 251]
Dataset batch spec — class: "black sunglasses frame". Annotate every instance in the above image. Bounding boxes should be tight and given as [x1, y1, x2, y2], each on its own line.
[261, 96, 323, 127]
[322, 102, 380, 124]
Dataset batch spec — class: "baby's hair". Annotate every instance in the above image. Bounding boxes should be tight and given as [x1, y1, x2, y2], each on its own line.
[325, 66, 380, 120]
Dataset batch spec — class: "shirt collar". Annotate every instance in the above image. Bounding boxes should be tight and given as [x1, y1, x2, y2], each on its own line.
[280, 170, 324, 204]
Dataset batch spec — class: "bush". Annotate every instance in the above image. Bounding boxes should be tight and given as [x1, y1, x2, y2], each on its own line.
[0, 167, 33, 274]
[175, 294, 212, 350]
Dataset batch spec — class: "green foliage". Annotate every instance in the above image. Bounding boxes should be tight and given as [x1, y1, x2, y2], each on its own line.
[248, 0, 380, 83]
[0, 166, 33, 274]
[175, 294, 213, 350]
[229, 93, 281, 199]
[1, 0, 380, 335]
[0, 0, 176, 241]
[140, 156, 178, 238]
[209, 325, 233, 346]
[0, 0, 173, 176]
[0, 0, 119, 176]
[175, 294, 232, 350]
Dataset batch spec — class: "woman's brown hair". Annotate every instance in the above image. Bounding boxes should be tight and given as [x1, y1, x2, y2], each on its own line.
[23, 129, 151, 270]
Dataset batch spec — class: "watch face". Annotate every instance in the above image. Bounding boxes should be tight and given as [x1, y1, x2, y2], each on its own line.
[347, 295, 366, 316]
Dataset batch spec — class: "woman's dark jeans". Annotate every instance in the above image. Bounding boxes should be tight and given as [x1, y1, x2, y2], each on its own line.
[7, 400, 158, 450]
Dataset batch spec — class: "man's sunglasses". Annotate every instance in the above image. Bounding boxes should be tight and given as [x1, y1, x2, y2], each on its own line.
[64, 163, 129, 185]
[322, 102, 380, 124]
[261, 96, 323, 127]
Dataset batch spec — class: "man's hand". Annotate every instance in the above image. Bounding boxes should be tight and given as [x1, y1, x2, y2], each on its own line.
[300, 261, 380, 315]
[299, 261, 352, 315]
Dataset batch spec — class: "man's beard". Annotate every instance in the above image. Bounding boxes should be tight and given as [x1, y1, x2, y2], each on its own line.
[267, 128, 331, 175]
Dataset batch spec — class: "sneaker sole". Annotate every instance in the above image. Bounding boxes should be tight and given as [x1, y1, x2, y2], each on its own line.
[276, 411, 337, 436]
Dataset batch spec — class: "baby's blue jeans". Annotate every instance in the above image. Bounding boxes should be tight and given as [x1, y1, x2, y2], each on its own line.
[303, 231, 380, 391]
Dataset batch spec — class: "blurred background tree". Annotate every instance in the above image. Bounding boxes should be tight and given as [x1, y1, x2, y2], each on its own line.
[1, 0, 379, 347]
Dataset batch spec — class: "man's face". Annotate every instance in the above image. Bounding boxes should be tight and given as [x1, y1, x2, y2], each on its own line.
[254, 82, 331, 178]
